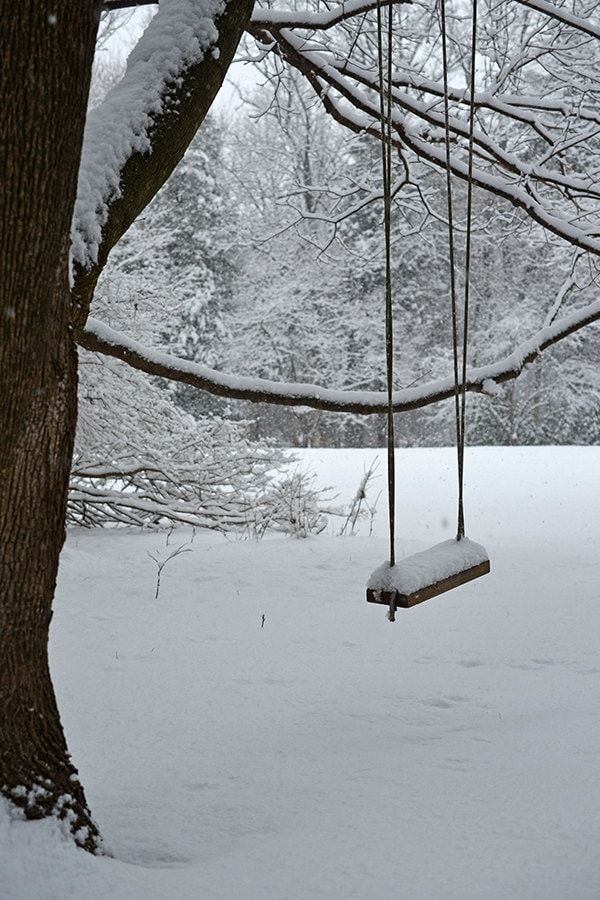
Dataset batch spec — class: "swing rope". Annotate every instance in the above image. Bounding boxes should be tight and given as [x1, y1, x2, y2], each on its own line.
[460, 0, 479, 539]
[440, 0, 478, 542]
[376, 0, 396, 570]
[372, 1, 478, 622]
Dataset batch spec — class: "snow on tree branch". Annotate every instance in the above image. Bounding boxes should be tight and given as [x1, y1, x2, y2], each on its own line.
[515, 0, 600, 40]
[102, 1, 600, 39]
[73, 0, 225, 267]
[74, 349, 330, 534]
[251, 0, 409, 31]
[71, 0, 253, 329]
[78, 300, 600, 415]
[250, 19, 600, 259]
[68, 464, 329, 535]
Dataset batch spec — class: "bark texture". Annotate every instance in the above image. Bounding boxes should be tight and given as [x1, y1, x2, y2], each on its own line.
[0, 0, 100, 850]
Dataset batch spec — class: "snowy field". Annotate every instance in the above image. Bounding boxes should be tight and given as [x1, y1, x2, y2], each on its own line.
[2, 446, 600, 899]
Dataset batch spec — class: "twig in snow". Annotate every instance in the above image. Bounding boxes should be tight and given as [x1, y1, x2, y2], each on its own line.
[147, 542, 192, 600]
[339, 458, 380, 536]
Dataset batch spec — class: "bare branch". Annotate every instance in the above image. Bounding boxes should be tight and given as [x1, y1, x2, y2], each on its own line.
[258, 26, 600, 258]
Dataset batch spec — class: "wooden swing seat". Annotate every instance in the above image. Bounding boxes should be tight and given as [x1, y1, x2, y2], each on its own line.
[366, 538, 490, 610]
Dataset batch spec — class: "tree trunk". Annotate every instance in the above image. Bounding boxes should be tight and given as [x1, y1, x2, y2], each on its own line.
[0, 0, 100, 850]
[0, 336, 101, 851]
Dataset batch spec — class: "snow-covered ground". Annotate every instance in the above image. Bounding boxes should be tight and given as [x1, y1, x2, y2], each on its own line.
[2, 447, 599, 899]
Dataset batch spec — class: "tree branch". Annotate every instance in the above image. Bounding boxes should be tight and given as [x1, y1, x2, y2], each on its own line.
[515, 0, 600, 40]
[102, 0, 157, 10]
[265, 28, 600, 258]
[101, 0, 600, 39]
[77, 301, 600, 415]
[72, 0, 254, 328]
[251, 0, 410, 31]
[82, 0, 600, 415]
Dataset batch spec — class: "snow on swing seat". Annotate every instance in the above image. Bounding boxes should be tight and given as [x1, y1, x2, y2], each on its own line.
[366, 538, 490, 610]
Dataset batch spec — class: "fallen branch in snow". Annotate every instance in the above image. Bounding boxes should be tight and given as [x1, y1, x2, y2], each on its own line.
[68, 458, 330, 537]
[77, 298, 600, 415]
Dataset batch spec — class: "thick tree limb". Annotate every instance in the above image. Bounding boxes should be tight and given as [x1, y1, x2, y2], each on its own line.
[78, 300, 600, 415]
[72, 0, 254, 327]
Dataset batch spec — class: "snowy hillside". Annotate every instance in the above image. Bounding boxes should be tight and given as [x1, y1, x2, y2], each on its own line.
[2, 447, 599, 899]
